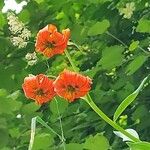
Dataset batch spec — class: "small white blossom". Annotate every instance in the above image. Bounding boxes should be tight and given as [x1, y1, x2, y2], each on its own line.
[20, 28, 31, 40]
[7, 12, 31, 48]
[7, 12, 24, 34]
[119, 2, 135, 19]
[28, 60, 37, 66]
[25, 52, 38, 66]
[16, 114, 22, 119]
[25, 52, 37, 60]
[11, 36, 27, 48]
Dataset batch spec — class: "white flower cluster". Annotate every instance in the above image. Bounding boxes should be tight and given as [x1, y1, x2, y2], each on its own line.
[25, 52, 37, 66]
[119, 2, 135, 19]
[7, 12, 31, 48]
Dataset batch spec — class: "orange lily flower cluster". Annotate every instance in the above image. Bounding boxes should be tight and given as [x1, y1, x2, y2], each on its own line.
[35, 24, 70, 58]
[22, 24, 92, 105]
[22, 70, 92, 104]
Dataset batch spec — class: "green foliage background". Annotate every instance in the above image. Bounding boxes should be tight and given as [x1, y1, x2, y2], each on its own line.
[0, 0, 150, 149]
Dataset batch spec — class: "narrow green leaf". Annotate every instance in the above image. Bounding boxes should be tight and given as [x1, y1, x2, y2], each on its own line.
[125, 55, 148, 75]
[113, 76, 148, 122]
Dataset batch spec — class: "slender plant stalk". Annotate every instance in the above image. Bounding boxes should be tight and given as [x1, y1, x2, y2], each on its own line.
[65, 49, 140, 142]
[84, 94, 140, 142]
[106, 31, 150, 55]
[64, 50, 78, 72]
[54, 98, 66, 150]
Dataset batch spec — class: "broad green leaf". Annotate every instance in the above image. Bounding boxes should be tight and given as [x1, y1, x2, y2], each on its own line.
[113, 76, 148, 122]
[129, 41, 139, 51]
[50, 97, 68, 114]
[127, 141, 150, 150]
[126, 55, 148, 75]
[83, 133, 110, 150]
[66, 143, 83, 150]
[88, 19, 110, 36]
[97, 45, 124, 70]
[32, 133, 54, 150]
[136, 19, 150, 33]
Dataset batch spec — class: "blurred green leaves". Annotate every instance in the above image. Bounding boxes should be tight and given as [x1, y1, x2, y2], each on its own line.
[88, 19, 110, 36]
[0, 89, 22, 114]
[97, 45, 124, 70]
[0, 128, 9, 149]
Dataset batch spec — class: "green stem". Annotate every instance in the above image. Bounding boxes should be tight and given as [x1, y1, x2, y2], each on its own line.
[65, 49, 140, 142]
[84, 94, 140, 142]
[106, 31, 150, 55]
[54, 98, 66, 150]
[64, 50, 78, 72]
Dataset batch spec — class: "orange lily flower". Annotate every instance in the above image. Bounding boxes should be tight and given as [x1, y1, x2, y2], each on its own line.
[53, 69, 92, 102]
[22, 74, 55, 104]
[35, 24, 70, 58]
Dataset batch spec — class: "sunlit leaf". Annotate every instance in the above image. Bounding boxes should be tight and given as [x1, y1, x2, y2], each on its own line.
[136, 19, 150, 33]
